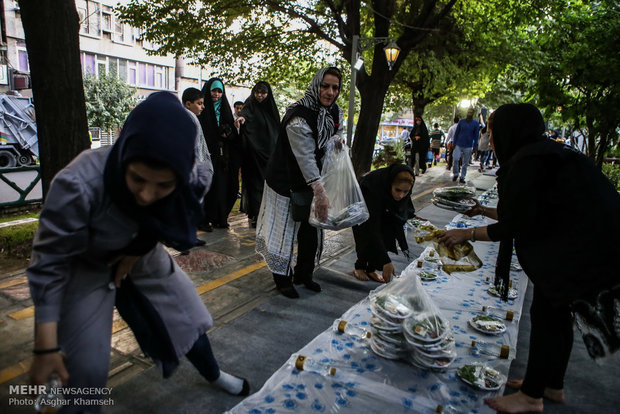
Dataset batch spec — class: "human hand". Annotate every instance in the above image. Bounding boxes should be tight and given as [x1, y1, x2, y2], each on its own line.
[382, 262, 395, 283]
[331, 134, 346, 150]
[108, 255, 141, 287]
[30, 352, 69, 386]
[438, 229, 471, 248]
[465, 199, 484, 217]
[234, 117, 245, 129]
[311, 181, 329, 222]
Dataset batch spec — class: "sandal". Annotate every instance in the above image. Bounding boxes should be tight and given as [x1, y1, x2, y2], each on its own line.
[353, 269, 370, 281]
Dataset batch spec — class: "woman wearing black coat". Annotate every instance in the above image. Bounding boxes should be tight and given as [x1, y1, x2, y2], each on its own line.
[410, 116, 430, 175]
[352, 163, 416, 283]
[440, 103, 620, 413]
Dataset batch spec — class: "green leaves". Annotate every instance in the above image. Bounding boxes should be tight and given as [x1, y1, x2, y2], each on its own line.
[83, 74, 136, 131]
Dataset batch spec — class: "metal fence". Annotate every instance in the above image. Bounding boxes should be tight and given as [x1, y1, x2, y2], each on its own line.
[0, 165, 42, 208]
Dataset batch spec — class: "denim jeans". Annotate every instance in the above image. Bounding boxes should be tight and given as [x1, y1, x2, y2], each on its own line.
[452, 145, 473, 179]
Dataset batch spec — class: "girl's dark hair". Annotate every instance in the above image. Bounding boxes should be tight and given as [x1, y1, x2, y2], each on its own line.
[393, 170, 415, 187]
[126, 156, 174, 172]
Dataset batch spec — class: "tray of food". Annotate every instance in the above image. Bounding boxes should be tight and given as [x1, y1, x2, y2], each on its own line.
[487, 286, 518, 300]
[456, 364, 505, 391]
[468, 315, 507, 335]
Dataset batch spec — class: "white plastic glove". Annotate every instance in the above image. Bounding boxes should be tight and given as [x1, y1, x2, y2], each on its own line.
[310, 181, 329, 222]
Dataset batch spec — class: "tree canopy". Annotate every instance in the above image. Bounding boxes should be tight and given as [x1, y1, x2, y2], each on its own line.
[83, 73, 136, 132]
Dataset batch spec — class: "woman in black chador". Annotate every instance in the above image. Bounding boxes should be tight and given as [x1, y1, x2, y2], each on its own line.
[199, 78, 241, 229]
[352, 163, 416, 283]
[236, 81, 280, 227]
[410, 115, 430, 175]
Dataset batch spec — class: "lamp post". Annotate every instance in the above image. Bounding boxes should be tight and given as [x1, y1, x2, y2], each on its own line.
[346, 35, 401, 147]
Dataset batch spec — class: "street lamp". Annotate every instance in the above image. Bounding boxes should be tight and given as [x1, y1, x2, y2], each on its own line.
[383, 42, 401, 70]
[347, 35, 400, 146]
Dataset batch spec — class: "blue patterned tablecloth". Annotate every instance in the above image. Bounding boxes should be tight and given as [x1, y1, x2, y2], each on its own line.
[229, 194, 527, 414]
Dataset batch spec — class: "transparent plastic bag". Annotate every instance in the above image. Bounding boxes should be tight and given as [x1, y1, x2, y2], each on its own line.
[368, 264, 456, 369]
[412, 220, 482, 274]
[309, 144, 369, 230]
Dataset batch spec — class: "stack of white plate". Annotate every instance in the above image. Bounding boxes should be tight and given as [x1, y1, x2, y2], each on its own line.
[368, 294, 412, 359]
[432, 186, 477, 213]
[403, 314, 456, 371]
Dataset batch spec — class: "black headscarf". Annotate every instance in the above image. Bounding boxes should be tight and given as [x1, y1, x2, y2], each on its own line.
[491, 103, 546, 165]
[104, 91, 204, 253]
[240, 81, 280, 159]
[199, 77, 236, 153]
[491, 103, 546, 300]
[359, 163, 416, 251]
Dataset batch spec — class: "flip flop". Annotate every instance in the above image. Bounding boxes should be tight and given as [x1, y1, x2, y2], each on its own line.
[367, 272, 386, 283]
[353, 269, 370, 281]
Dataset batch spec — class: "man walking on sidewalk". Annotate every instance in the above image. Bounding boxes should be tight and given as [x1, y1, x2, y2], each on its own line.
[451, 108, 479, 183]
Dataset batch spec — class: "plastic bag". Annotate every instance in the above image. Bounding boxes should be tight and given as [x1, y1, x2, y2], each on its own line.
[309, 145, 369, 230]
[412, 220, 482, 274]
[368, 263, 456, 370]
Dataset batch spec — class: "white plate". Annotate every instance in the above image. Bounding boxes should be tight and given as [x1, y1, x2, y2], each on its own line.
[487, 286, 518, 300]
[468, 315, 506, 335]
[403, 316, 449, 343]
[370, 339, 402, 360]
[456, 364, 505, 391]
[419, 270, 438, 281]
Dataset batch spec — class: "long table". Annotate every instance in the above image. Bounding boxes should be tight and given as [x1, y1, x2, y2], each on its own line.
[229, 201, 527, 414]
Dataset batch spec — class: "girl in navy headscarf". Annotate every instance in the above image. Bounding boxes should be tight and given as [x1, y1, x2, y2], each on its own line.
[199, 78, 241, 229]
[27, 92, 249, 413]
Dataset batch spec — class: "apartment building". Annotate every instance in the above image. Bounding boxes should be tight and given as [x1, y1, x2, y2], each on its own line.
[0, 0, 249, 103]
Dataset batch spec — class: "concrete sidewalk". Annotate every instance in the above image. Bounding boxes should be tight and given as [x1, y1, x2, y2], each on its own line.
[1, 162, 618, 413]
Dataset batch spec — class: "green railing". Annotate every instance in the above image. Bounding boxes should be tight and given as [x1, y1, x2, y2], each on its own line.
[0, 165, 43, 207]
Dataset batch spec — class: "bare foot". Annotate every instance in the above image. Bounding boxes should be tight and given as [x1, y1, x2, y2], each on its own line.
[484, 391, 543, 413]
[507, 379, 565, 403]
[367, 272, 386, 283]
[353, 269, 370, 281]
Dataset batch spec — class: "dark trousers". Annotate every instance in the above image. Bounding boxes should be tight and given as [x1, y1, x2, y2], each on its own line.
[521, 287, 573, 398]
[417, 149, 427, 173]
[185, 333, 221, 382]
[293, 219, 319, 280]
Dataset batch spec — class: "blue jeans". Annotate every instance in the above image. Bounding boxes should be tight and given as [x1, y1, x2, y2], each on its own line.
[452, 145, 473, 179]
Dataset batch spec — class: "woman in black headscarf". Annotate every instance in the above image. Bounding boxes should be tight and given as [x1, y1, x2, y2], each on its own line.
[256, 67, 344, 298]
[236, 81, 280, 227]
[440, 103, 619, 413]
[199, 78, 241, 229]
[352, 163, 416, 283]
[410, 115, 430, 175]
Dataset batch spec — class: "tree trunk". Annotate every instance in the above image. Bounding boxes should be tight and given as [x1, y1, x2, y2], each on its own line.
[19, 0, 90, 197]
[351, 83, 388, 177]
[412, 96, 430, 119]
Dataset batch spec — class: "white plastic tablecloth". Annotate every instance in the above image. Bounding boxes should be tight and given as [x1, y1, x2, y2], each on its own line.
[229, 199, 528, 414]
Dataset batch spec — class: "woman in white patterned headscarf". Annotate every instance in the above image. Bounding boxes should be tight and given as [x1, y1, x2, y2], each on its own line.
[256, 67, 344, 298]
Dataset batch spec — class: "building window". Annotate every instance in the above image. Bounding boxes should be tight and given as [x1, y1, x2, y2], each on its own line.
[138, 63, 146, 85]
[146, 64, 155, 87]
[17, 50, 29, 72]
[108, 58, 118, 77]
[118, 59, 127, 81]
[128, 61, 137, 86]
[78, 0, 101, 37]
[97, 59, 107, 77]
[83, 54, 96, 75]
